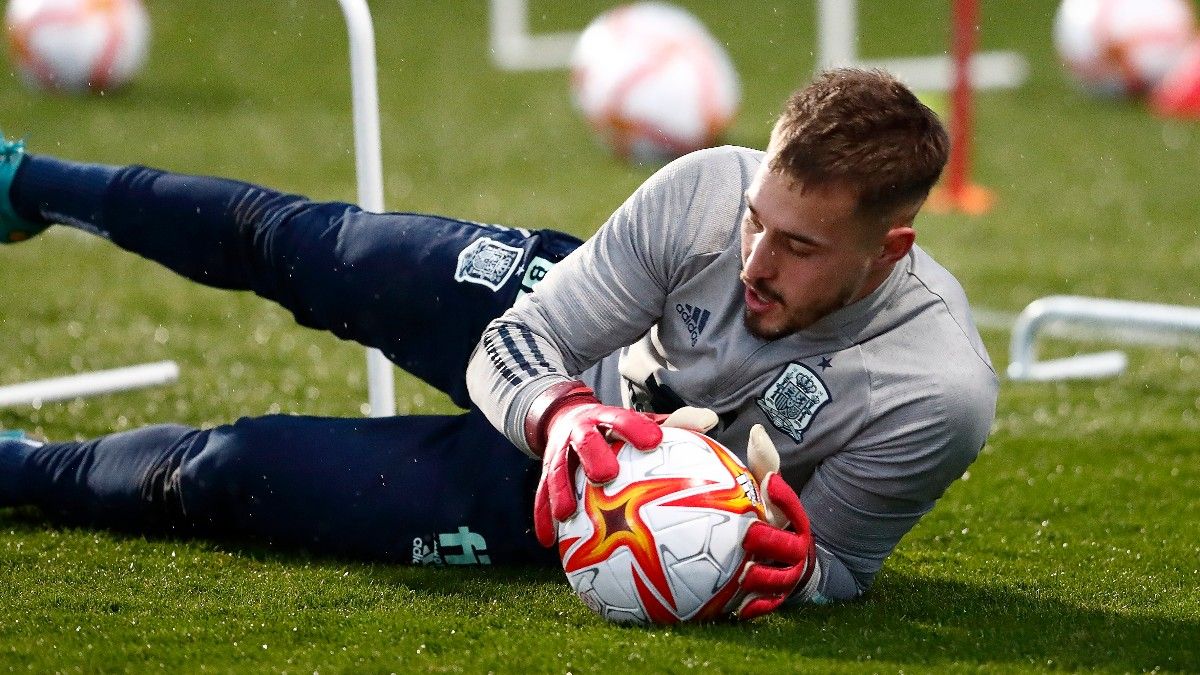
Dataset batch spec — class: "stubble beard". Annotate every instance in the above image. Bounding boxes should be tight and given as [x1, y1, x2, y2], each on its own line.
[741, 282, 861, 341]
[743, 308, 794, 341]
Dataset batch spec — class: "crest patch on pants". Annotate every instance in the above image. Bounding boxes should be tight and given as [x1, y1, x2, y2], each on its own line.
[455, 238, 522, 291]
[756, 362, 831, 442]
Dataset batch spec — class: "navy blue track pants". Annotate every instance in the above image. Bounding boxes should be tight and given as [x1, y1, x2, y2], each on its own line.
[1, 157, 582, 566]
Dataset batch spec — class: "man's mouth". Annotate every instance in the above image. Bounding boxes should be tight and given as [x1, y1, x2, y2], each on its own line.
[743, 282, 778, 313]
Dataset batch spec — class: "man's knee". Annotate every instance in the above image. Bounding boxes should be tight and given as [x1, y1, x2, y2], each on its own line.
[171, 416, 278, 524]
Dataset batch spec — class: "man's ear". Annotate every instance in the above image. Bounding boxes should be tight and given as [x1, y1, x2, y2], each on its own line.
[878, 225, 915, 265]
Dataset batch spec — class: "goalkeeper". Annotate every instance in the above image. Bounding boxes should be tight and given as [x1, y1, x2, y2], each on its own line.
[0, 69, 997, 616]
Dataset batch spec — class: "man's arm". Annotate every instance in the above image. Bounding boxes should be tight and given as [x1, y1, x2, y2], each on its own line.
[467, 151, 718, 453]
[467, 150, 749, 545]
[797, 374, 998, 601]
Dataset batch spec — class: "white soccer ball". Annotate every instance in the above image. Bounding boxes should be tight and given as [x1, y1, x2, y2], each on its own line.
[570, 2, 740, 163]
[556, 426, 765, 625]
[5, 0, 150, 94]
[1053, 0, 1196, 97]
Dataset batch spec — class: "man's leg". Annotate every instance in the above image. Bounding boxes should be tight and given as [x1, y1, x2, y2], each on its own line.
[5, 153, 581, 406]
[0, 425, 205, 526]
[0, 411, 553, 565]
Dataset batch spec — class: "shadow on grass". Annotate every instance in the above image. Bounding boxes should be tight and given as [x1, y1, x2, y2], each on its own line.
[0, 507, 564, 591]
[376, 557, 1198, 672]
[4, 511, 1195, 671]
[678, 570, 1198, 672]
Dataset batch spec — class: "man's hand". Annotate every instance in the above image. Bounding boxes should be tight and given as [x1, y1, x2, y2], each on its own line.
[737, 424, 818, 620]
[526, 381, 663, 547]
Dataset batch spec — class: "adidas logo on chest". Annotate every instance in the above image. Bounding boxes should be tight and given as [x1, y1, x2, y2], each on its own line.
[675, 303, 711, 346]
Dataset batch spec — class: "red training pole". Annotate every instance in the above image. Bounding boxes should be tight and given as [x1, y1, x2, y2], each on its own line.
[928, 0, 995, 215]
[946, 0, 975, 200]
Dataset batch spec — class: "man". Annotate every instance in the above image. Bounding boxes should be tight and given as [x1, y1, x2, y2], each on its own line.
[0, 69, 997, 619]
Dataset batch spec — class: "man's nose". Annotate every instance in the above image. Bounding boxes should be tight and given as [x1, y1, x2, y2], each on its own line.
[743, 233, 775, 281]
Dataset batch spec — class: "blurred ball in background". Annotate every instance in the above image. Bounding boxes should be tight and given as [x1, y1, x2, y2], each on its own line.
[5, 0, 150, 94]
[570, 2, 740, 164]
[1053, 0, 1195, 97]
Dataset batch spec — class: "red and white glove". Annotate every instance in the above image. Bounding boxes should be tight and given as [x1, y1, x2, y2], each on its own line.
[526, 381, 722, 547]
[737, 424, 818, 620]
[526, 381, 662, 546]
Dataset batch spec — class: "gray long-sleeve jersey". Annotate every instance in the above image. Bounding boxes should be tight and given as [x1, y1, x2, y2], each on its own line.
[466, 146, 998, 602]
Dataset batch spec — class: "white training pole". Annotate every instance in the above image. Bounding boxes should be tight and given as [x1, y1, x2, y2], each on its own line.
[817, 0, 857, 71]
[0, 361, 180, 407]
[1007, 296, 1200, 381]
[335, 0, 396, 417]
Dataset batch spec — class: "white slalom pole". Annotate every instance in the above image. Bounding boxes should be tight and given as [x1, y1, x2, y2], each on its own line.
[817, 0, 857, 71]
[335, 0, 396, 417]
[0, 361, 180, 407]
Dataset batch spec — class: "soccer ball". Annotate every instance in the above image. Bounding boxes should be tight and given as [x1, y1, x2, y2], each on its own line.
[556, 426, 765, 625]
[5, 0, 150, 94]
[1053, 0, 1196, 97]
[569, 2, 740, 163]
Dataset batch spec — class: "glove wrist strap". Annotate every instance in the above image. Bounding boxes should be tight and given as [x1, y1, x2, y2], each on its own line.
[795, 546, 819, 597]
[523, 380, 599, 456]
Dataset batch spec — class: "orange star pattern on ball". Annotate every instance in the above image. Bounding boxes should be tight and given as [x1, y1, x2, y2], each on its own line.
[559, 473, 699, 612]
[559, 434, 766, 621]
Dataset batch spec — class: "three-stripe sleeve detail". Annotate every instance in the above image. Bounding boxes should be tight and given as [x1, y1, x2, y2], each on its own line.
[482, 322, 557, 386]
[516, 326, 552, 371]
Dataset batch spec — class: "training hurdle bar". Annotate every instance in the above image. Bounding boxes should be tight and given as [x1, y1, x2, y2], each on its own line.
[1007, 296, 1200, 382]
[489, 0, 1031, 84]
[489, 0, 580, 70]
[817, 0, 1027, 91]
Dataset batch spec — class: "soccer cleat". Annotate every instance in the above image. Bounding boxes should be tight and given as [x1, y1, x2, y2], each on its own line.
[0, 134, 46, 244]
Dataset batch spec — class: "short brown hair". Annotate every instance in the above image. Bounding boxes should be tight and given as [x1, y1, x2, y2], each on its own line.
[769, 68, 949, 223]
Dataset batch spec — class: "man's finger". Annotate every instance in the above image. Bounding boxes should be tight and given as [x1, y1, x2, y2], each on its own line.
[601, 409, 663, 450]
[533, 480, 556, 547]
[746, 424, 780, 480]
[742, 520, 809, 563]
[548, 449, 580, 521]
[740, 560, 804, 595]
[763, 474, 811, 535]
[737, 594, 786, 621]
[660, 406, 719, 432]
[573, 427, 620, 484]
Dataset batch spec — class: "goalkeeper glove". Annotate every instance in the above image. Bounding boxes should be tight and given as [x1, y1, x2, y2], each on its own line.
[737, 424, 819, 619]
[525, 381, 721, 547]
[525, 381, 662, 546]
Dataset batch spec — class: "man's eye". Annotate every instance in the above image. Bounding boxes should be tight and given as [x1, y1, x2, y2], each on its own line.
[787, 240, 813, 257]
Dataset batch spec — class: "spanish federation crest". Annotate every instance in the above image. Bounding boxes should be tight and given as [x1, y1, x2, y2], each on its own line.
[454, 238, 522, 291]
[756, 362, 831, 443]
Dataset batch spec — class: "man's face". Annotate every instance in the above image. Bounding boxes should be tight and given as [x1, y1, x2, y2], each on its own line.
[739, 161, 887, 340]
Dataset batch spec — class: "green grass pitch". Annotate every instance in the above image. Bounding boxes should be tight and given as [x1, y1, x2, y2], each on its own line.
[1, 0, 1198, 671]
